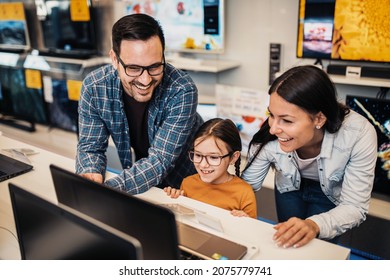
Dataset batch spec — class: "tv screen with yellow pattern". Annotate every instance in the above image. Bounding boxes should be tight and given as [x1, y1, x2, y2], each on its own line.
[296, 0, 390, 63]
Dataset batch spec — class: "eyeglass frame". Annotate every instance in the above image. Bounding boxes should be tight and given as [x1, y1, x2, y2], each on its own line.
[115, 51, 165, 77]
[188, 151, 233, 166]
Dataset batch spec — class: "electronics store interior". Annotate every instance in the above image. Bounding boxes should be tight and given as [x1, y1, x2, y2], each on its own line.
[0, 0, 389, 261]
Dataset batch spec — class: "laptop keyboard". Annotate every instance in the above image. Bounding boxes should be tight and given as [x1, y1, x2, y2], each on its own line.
[179, 250, 204, 260]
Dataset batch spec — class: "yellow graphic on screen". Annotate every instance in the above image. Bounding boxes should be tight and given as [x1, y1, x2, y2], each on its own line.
[332, 0, 390, 62]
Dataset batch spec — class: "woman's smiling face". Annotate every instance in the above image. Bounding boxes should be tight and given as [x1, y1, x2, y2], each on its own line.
[267, 92, 325, 154]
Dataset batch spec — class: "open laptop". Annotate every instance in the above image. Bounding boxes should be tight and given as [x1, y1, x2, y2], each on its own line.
[50, 164, 250, 260]
[0, 153, 33, 182]
[9, 183, 142, 260]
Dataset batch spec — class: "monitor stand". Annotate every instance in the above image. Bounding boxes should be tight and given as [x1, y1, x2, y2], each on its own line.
[314, 59, 323, 68]
[0, 115, 35, 132]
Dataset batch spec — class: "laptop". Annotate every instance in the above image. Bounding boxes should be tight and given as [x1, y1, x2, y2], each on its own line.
[9, 183, 143, 260]
[50, 164, 251, 260]
[50, 164, 180, 260]
[0, 153, 33, 182]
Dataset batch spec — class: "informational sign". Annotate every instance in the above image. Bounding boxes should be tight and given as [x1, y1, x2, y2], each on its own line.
[70, 0, 90, 21]
[67, 80, 82, 101]
[25, 69, 42, 90]
[216, 84, 269, 154]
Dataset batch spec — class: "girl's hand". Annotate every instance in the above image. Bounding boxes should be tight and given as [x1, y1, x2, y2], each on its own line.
[273, 217, 319, 248]
[163, 186, 184, 198]
[230, 209, 249, 217]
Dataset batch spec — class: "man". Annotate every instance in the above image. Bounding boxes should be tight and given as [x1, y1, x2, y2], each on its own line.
[76, 14, 203, 194]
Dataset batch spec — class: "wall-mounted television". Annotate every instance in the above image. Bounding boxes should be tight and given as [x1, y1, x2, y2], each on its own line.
[121, 0, 225, 54]
[0, 2, 31, 52]
[35, 0, 98, 58]
[296, 0, 390, 63]
[346, 95, 390, 199]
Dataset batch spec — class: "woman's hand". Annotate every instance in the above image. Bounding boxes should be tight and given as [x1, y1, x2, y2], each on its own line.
[273, 217, 319, 248]
[230, 209, 249, 217]
[163, 186, 184, 198]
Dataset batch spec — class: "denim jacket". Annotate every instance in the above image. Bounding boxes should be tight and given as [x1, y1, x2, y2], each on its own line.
[242, 110, 377, 239]
[76, 64, 203, 194]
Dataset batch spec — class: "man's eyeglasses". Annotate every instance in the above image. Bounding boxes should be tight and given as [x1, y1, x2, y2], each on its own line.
[188, 151, 232, 166]
[115, 52, 165, 77]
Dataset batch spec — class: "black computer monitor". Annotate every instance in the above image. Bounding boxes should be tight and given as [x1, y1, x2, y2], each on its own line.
[9, 183, 143, 260]
[49, 164, 180, 260]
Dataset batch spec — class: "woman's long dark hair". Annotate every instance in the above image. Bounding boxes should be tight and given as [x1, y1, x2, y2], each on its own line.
[193, 118, 242, 176]
[244, 65, 350, 171]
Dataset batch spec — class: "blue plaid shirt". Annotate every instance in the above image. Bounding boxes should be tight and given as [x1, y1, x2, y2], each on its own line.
[76, 63, 203, 194]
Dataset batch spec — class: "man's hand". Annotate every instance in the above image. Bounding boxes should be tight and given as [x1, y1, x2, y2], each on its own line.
[273, 217, 319, 248]
[80, 173, 104, 184]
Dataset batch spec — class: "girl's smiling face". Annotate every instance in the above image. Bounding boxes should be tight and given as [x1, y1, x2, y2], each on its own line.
[192, 136, 237, 185]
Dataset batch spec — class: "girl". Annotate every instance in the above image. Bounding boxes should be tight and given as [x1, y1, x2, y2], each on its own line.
[164, 118, 257, 218]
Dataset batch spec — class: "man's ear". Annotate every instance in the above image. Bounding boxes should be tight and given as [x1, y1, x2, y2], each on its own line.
[109, 49, 118, 70]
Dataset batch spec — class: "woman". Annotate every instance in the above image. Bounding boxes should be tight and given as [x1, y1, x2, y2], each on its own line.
[242, 65, 377, 248]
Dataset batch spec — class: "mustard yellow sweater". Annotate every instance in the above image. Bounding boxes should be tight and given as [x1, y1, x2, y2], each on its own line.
[180, 174, 257, 219]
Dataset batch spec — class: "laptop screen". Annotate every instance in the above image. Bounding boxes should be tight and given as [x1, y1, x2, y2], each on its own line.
[9, 183, 142, 260]
[50, 164, 180, 260]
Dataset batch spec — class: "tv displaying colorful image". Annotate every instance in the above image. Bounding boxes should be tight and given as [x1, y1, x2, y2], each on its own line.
[297, 0, 390, 63]
[346, 95, 390, 198]
[0, 2, 30, 51]
[122, 0, 225, 53]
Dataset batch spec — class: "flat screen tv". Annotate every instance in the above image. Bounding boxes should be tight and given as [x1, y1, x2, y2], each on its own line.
[35, 0, 98, 58]
[122, 0, 225, 54]
[0, 2, 31, 52]
[296, 0, 390, 63]
[48, 78, 78, 132]
[0, 67, 48, 127]
[346, 95, 390, 198]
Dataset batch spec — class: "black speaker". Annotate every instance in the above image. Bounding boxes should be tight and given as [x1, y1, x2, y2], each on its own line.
[269, 43, 281, 85]
[327, 64, 390, 79]
[361, 67, 390, 79]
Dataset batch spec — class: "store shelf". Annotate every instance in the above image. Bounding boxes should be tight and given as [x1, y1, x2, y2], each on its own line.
[329, 74, 390, 88]
[165, 56, 240, 73]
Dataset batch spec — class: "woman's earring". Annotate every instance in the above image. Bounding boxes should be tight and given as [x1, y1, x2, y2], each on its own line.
[316, 125, 321, 129]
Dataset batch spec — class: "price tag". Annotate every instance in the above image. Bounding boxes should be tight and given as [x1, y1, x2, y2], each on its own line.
[67, 80, 82, 101]
[70, 0, 90, 21]
[25, 69, 42, 89]
[0, 2, 26, 20]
